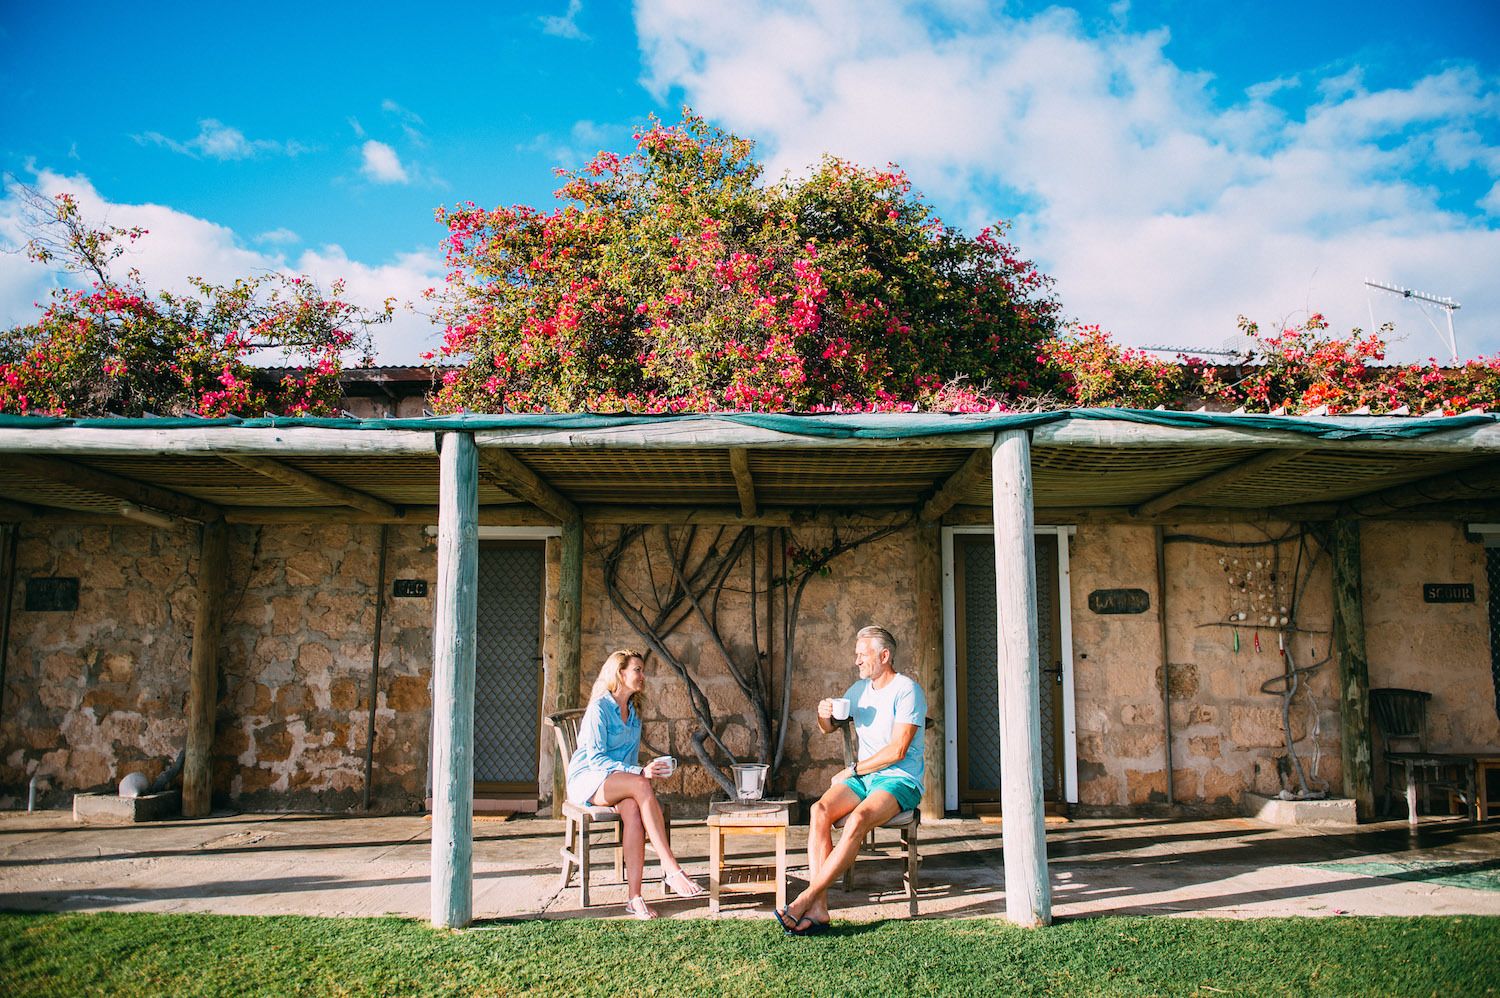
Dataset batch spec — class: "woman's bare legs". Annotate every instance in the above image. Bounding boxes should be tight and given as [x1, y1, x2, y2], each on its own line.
[595, 771, 684, 876]
[616, 796, 645, 901]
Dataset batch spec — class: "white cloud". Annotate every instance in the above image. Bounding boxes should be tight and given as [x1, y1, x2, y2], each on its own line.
[634, 0, 1500, 361]
[359, 140, 409, 184]
[0, 169, 443, 362]
[255, 227, 301, 245]
[138, 119, 308, 160]
[540, 0, 588, 41]
[522, 119, 618, 170]
[381, 99, 429, 148]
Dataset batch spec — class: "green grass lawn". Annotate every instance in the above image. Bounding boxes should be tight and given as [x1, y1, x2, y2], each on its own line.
[2, 911, 1496, 997]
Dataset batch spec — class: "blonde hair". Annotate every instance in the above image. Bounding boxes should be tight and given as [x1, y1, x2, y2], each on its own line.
[590, 649, 648, 711]
[856, 625, 897, 663]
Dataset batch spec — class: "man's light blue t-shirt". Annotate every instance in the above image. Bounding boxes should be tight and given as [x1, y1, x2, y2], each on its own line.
[844, 672, 926, 788]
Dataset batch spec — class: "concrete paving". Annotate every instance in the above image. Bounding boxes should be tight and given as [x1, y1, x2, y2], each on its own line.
[2, 809, 1498, 923]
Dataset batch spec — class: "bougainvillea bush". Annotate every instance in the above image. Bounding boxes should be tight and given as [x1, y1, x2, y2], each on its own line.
[1193, 314, 1500, 415]
[428, 111, 1060, 413]
[0, 191, 389, 418]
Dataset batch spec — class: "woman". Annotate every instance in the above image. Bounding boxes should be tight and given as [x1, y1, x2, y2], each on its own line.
[566, 649, 705, 919]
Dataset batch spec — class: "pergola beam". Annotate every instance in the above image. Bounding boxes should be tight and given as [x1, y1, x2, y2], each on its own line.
[0, 498, 40, 521]
[919, 447, 991, 523]
[1339, 458, 1500, 516]
[946, 500, 1500, 525]
[222, 505, 551, 525]
[5, 454, 220, 522]
[729, 448, 757, 518]
[580, 504, 913, 527]
[223, 455, 399, 517]
[1132, 449, 1310, 517]
[476, 448, 578, 523]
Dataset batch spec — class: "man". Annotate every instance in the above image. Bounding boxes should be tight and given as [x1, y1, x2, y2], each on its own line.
[775, 625, 925, 935]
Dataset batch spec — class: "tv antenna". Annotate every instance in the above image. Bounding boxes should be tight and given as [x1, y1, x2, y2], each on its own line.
[1363, 279, 1461, 363]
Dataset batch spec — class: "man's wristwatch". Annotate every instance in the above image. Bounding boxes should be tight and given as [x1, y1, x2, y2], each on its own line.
[851, 761, 859, 777]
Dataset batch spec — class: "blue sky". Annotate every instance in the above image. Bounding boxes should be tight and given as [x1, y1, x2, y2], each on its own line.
[2, 1, 1498, 364]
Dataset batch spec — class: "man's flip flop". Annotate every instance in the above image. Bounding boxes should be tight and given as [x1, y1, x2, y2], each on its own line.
[773, 907, 818, 936]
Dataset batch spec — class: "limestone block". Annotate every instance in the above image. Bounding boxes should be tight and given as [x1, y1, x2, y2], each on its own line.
[1188, 735, 1222, 759]
[329, 678, 360, 712]
[1079, 773, 1118, 806]
[256, 723, 294, 763]
[1114, 726, 1161, 760]
[386, 675, 430, 712]
[1230, 705, 1307, 749]
[297, 642, 334, 673]
[1156, 662, 1199, 697]
[1125, 767, 1167, 804]
[73, 790, 180, 824]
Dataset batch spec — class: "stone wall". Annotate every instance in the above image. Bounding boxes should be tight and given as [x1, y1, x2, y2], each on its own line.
[213, 523, 435, 812]
[0, 522, 437, 812]
[1, 523, 199, 808]
[1362, 522, 1498, 760]
[3, 514, 1494, 816]
[1068, 522, 1343, 813]
[570, 524, 924, 811]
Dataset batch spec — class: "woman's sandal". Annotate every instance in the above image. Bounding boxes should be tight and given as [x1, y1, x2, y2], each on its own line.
[664, 869, 706, 899]
[625, 896, 659, 920]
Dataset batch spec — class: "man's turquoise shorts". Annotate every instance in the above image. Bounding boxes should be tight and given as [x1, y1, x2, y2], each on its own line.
[842, 772, 923, 812]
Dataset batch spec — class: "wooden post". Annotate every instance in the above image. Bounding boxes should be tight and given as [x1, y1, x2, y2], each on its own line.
[991, 430, 1052, 927]
[914, 522, 944, 821]
[183, 518, 228, 818]
[431, 431, 479, 928]
[553, 516, 584, 812]
[1331, 519, 1375, 821]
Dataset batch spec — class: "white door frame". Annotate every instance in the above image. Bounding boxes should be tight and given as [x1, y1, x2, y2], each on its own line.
[941, 524, 1077, 811]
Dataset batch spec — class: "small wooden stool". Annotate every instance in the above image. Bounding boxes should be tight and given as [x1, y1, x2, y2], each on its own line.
[706, 800, 790, 914]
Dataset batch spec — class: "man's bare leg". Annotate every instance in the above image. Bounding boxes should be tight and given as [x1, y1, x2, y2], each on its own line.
[785, 791, 902, 926]
[800, 784, 861, 924]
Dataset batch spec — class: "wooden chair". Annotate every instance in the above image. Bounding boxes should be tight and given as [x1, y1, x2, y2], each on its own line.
[544, 708, 671, 908]
[831, 717, 922, 916]
[1371, 688, 1477, 822]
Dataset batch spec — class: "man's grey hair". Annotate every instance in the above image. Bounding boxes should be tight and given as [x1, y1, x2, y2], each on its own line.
[856, 625, 897, 661]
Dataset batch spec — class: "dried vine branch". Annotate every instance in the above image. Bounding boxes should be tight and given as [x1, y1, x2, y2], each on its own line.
[601, 516, 912, 795]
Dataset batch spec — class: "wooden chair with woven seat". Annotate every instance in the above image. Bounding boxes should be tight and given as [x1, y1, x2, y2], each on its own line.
[544, 707, 672, 908]
[830, 716, 925, 916]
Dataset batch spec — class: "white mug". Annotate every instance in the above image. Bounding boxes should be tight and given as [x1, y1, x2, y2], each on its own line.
[831, 697, 851, 721]
[651, 755, 677, 777]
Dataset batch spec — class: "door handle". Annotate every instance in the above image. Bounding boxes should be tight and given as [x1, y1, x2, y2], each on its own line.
[1040, 663, 1063, 685]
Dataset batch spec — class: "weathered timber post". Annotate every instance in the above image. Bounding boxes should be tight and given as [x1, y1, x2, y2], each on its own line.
[552, 516, 584, 811]
[914, 522, 944, 821]
[183, 518, 228, 817]
[432, 431, 479, 927]
[991, 430, 1052, 927]
[1331, 519, 1375, 821]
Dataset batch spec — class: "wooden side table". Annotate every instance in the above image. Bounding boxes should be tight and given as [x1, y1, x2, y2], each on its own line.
[706, 800, 790, 914]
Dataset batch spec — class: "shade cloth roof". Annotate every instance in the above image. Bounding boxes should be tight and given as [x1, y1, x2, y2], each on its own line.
[2, 409, 1497, 525]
